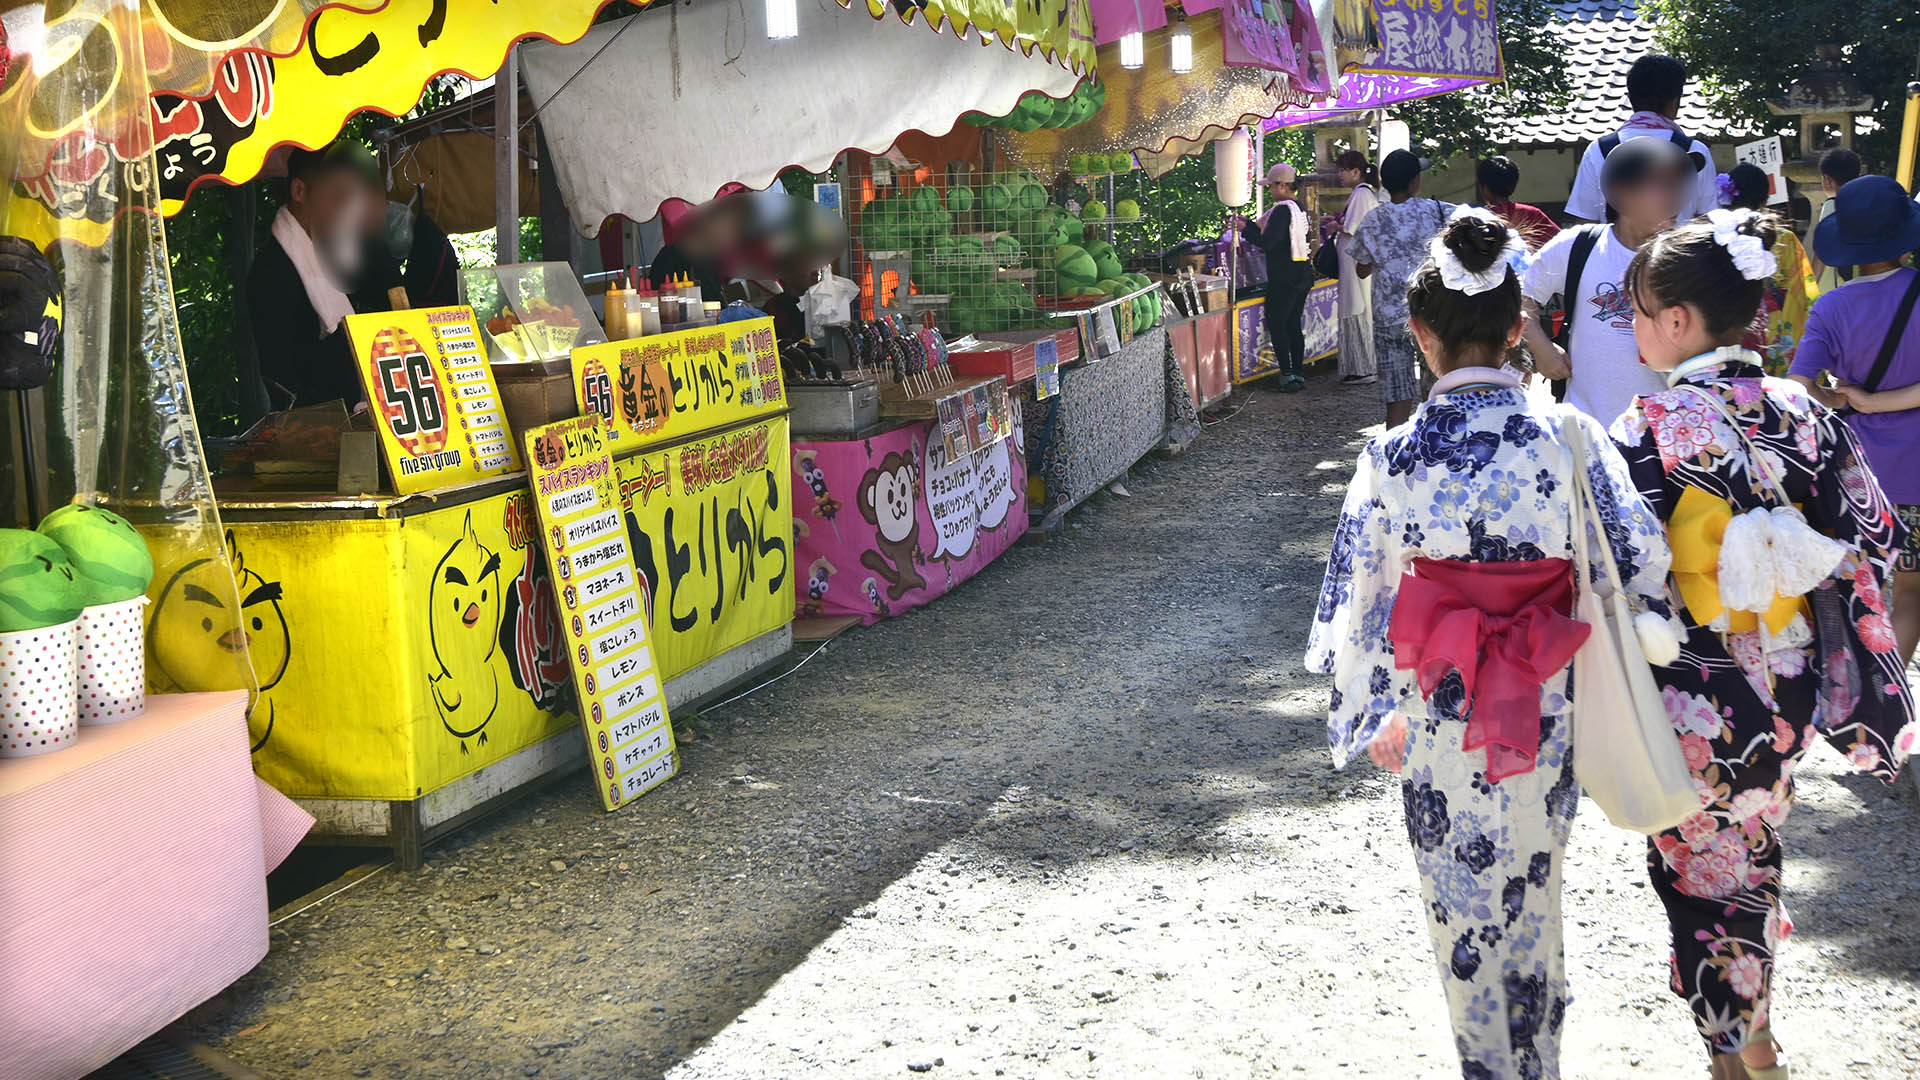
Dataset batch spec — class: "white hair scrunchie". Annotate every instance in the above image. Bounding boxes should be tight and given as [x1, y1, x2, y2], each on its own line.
[1428, 206, 1531, 297]
[1706, 208, 1778, 282]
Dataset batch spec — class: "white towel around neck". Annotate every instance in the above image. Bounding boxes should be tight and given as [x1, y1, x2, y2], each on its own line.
[271, 206, 357, 337]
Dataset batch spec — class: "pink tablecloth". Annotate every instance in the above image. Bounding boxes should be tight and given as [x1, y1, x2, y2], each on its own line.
[0, 691, 312, 1080]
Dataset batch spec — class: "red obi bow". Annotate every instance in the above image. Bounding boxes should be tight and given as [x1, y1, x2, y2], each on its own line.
[1387, 557, 1589, 782]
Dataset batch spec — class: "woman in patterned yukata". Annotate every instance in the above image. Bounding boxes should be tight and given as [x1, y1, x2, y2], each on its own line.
[1610, 210, 1917, 1080]
[1308, 211, 1677, 1079]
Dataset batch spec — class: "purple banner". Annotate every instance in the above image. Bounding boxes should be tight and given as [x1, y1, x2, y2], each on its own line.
[1233, 280, 1339, 381]
[1357, 0, 1503, 82]
[1263, 72, 1486, 130]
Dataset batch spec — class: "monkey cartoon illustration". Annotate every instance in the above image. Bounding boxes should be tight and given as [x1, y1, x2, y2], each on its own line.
[861, 576, 889, 618]
[150, 530, 289, 752]
[427, 512, 503, 752]
[799, 556, 838, 618]
[857, 450, 925, 601]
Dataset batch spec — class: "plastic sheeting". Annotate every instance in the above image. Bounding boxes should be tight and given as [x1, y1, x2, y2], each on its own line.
[518, 1, 1084, 233]
[0, 7, 257, 710]
[1003, 11, 1294, 172]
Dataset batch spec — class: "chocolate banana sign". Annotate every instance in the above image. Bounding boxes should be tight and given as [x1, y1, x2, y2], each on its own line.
[0, 1, 618, 246]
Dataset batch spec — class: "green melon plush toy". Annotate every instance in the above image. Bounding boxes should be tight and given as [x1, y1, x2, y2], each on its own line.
[0, 528, 86, 633]
[37, 503, 154, 609]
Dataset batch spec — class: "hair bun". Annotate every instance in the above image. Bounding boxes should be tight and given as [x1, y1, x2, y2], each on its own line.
[1734, 208, 1780, 251]
[1442, 215, 1506, 275]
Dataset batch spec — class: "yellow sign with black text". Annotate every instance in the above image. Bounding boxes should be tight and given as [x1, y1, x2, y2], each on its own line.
[523, 414, 678, 811]
[613, 416, 795, 679]
[571, 317, 787, 452]
[345, 306, 523, 494]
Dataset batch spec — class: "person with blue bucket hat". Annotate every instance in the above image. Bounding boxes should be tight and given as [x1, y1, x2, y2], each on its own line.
[1790, 173, 1920, 664]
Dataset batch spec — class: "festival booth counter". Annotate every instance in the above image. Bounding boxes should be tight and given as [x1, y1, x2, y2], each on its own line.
[1230, 279, 1340, 385]
[171, 300, 795, 867]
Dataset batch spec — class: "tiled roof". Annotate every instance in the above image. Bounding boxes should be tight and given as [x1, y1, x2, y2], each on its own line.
[1498, 0, 1744, 147]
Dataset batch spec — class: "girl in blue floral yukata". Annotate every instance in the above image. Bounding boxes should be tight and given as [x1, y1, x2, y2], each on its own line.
[1308, 211, 1678, 1080]
[1611, 210, 1916, 1080]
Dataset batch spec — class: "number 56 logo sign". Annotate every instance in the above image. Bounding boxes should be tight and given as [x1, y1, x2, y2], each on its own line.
[346, 307, 522, 494]
[367, 327, 449, 458]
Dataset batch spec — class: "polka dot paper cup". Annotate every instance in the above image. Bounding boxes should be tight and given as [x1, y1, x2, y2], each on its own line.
[76, 596, 147, 725]
[1, 618, 80, 757]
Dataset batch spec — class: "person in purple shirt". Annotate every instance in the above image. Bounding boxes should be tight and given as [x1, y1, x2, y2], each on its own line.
[1790, 174, 1920, 662]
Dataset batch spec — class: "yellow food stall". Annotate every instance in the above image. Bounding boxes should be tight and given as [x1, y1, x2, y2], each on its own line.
[145, 311, 792, 868]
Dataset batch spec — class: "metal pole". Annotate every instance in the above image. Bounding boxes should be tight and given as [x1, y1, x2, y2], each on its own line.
[14, 389, 38, 524]
[1254, 126, 1266, 222]
[495, 44, 521, 266]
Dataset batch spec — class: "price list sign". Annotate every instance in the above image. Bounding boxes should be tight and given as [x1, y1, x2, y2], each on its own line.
[521, 414, 677, 810]
[346, 306, 522, 494]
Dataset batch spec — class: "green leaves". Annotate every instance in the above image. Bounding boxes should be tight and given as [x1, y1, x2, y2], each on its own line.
[1646, 0, 1919, 169]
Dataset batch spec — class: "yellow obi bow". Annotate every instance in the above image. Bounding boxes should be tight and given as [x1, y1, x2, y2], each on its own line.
[1669, 487, 1807, 634]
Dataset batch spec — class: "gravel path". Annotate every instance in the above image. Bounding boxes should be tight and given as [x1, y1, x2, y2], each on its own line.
[193, 373, 1920, 1080]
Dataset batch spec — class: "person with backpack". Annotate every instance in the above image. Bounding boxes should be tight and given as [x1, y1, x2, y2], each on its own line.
[1565, 54, 1720, 223]
[1349, 149, 1455, 425]
[1520, 137, 1694, 425]
[1791, 175, 1920, 664]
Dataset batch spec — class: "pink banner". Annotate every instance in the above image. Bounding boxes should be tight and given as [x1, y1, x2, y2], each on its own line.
[793, 409, 1029, 624]
[1222, 0, 1331, 95]
[1088, 0, 1170, 46]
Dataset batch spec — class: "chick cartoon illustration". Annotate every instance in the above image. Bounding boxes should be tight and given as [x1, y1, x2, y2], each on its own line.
[427, 512, 503, 752]
[149, 530, 289, 751]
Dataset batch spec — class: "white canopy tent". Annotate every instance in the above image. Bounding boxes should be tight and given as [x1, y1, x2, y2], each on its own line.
[519, 0, 1085, 234]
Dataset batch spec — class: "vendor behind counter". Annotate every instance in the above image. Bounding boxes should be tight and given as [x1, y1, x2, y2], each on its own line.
[246, 143, 404, 411]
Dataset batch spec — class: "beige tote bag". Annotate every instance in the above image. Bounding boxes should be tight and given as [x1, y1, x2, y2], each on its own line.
[1562, 419, 1703, 835]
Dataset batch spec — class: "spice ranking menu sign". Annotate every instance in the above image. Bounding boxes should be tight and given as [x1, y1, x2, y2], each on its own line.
[345, 306, 521, 494]
[522, 414, 677, 810]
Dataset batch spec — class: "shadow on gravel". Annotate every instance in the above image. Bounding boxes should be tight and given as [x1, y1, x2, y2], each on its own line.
[186, 389, 1398, 1079]
[1768, 768, 1920, 983]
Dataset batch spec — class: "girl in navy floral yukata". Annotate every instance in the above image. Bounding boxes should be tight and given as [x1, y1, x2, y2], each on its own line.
[1611, 209, 1916, 1080]
[1309, 211, 1677, 1079]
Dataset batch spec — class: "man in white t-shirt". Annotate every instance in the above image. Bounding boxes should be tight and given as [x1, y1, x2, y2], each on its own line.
[1564, 54, 1717, 223]
[1521, 138, 1693, 425]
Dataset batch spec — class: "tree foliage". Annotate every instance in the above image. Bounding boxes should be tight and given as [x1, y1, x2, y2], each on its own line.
[1115, 129, 1314, 253]
[1400, 0, 1574, 162]
[1645, 0, 1919, 170]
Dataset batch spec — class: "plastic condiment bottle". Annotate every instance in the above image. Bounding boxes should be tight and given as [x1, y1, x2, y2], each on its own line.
[678, 273, 701, 311]
[635, 289, 661, 336]
[604, 282, 629, 339]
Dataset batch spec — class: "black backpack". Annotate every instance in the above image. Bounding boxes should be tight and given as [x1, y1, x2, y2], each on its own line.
[1596, 128, 1695, 160]
[1547, 225, 1606, 401]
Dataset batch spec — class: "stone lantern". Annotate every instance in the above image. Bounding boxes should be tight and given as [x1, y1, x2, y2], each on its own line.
[1767, 44, 1877, 182]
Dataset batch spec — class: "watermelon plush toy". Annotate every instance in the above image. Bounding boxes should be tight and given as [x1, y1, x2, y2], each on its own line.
[1053, 245, 1099, 292]
[0, 528, 85, 632]
[37, 503, 155, 610]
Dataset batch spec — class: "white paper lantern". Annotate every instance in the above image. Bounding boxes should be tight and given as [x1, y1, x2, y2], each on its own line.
[1214, 130, 1253, 208]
